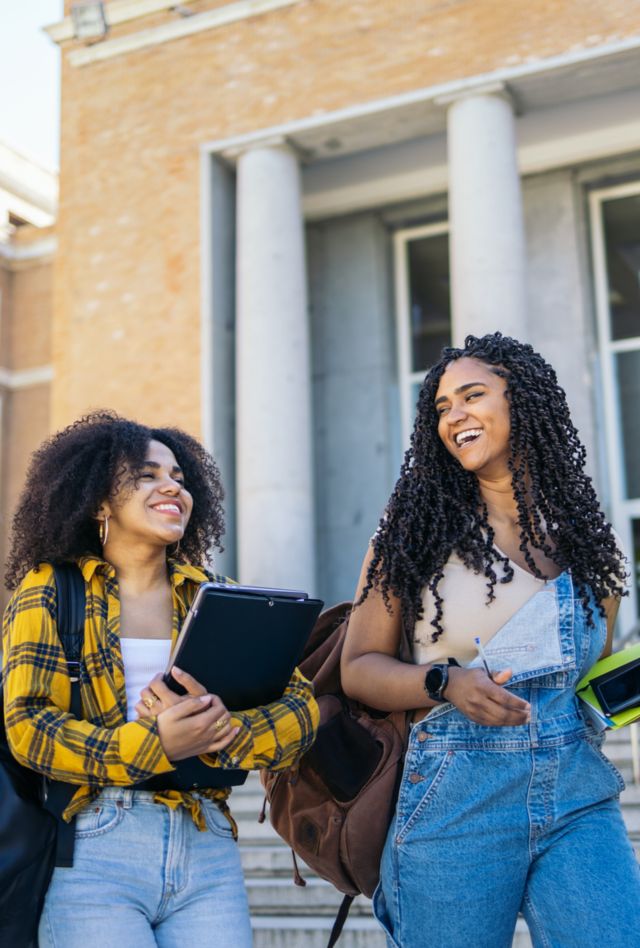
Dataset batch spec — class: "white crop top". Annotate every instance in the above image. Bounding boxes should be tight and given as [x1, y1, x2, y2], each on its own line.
[119, 638, 172, 722]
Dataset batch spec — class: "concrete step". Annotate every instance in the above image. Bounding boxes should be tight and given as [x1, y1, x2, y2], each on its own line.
[620, 783, 640, 804]
[236, 817, 288, 844]
[250, 915, 533, 947]
[604, 725, 640, 742]
[247, 878, 372, 916]
[620, 809, 640, 833]
[232, 794, 267, 817]
[251, 916, 386, 948]
[603, 730, 638, 759]
[241, 844, 306, 876]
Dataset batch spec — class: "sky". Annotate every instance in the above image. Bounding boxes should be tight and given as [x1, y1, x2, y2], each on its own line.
[0, 0, 63, 171]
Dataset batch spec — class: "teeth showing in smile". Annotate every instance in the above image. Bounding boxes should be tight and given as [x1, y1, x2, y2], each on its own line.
[153, 503, 181, 514]
[455, 428, 482, 447]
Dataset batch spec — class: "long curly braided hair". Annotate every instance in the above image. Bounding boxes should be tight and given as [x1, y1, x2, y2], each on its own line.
[5, 410, 225, 589]
[360, 332, 627, 642]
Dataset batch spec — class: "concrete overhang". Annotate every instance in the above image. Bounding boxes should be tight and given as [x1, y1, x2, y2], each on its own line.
[207, 37, 640, 165]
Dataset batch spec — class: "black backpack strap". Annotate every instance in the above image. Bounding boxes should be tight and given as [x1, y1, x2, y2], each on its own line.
[53, 563, 86, 717]
[327, 895, 354, 948]
[45, 564, 86, 867]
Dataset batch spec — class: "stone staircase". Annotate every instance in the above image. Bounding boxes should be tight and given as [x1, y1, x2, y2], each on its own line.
[232, 727, 640, 947]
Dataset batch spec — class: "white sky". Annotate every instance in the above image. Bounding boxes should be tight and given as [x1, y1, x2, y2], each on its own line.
[0, 0, 63, 171]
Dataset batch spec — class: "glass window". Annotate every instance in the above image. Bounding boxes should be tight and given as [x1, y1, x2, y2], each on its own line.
[396, 223, 451, 443]
[616, 350, 640, 499]
[591, 183, 640, 632]
[407, 233, 451, 371]
[632, 520, 640, 613]
[602, 194, 640, 342]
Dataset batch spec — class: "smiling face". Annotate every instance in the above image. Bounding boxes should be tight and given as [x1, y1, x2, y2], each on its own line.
[99, 439, 193, 550]
[434, 357, 512, 478]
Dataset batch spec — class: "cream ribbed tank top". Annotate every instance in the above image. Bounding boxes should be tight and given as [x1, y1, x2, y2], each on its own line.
[412, 550, 548, 666]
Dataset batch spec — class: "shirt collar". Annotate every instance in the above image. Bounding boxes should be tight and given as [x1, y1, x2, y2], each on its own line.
[77, 555, 210, 589]
[168, 559, 210, 588]
[78, 555, 115, 583]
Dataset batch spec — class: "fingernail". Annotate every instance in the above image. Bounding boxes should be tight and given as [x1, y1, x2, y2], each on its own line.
[200, 695, 210, 703]
[173, 666, 184, 675]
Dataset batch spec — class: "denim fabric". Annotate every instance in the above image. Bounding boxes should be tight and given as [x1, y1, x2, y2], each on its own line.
[374, 572, 640, 948]
[38, 789, 253, 948]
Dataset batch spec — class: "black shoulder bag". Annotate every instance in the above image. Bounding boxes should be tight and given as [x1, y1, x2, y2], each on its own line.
[0, 563, 86, 948]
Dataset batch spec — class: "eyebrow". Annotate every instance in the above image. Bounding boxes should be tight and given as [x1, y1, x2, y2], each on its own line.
[141, 460, 184, 474]
[434, 381, 487, 407]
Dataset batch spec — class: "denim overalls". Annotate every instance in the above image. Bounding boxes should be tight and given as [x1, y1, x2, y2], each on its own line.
[373, 572, 640, 948]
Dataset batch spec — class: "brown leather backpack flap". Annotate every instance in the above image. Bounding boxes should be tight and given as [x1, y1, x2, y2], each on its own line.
[261, 599, 411, 905]
[262, 704, 406, 899]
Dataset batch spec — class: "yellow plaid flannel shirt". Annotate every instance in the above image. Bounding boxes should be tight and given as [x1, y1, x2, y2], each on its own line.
[2, 556, 319, 832]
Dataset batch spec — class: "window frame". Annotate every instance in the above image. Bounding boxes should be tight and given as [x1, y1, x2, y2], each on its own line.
[393, 220, 450, 448]
[589, 180, 640, 631]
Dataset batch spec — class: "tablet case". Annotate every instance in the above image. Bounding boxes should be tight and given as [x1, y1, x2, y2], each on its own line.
[164, 583, 324, 708]
[138, 584, 323, 792]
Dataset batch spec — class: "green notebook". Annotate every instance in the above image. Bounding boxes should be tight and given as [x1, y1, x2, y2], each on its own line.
[576, 643, 640, 730]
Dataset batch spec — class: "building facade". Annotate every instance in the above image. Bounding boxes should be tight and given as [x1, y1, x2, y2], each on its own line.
[13, 0, 638, 631]
[0, 143, 57, 607]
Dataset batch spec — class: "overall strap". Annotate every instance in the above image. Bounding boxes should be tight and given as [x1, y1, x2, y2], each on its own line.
[46, 563, 86, 866]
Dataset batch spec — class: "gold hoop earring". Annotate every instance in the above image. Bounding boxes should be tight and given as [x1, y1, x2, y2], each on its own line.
[99, 516, 110, 546]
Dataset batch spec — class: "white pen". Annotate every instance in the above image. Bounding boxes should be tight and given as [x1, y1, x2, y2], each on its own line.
[474, 636, 492, 677]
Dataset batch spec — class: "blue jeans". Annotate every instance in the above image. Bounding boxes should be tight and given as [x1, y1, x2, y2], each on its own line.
[38, 788, 253, 948]
[374, 572, 640, 947]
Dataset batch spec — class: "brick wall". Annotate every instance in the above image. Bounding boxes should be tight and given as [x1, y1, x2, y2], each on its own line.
[51, 0, 640, 434]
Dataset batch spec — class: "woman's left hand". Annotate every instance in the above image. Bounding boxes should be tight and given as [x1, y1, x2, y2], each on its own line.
[136, 667, 207, 719]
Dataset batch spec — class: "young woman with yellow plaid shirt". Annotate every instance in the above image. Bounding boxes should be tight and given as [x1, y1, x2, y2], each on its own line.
[2, 411, 319, 947]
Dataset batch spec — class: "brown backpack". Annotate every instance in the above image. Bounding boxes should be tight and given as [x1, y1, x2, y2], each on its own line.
[260, 602, 409, 946]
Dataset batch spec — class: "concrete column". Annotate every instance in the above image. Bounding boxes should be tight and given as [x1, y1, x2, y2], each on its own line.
[444, 83, 528, 344]
[234, 141, 316, 592]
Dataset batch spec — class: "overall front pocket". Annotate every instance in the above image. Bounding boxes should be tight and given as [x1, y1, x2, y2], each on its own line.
[395, 750, 455, 843]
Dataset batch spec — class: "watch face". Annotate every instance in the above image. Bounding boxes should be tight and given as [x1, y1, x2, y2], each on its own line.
[425, 666, 445, 695]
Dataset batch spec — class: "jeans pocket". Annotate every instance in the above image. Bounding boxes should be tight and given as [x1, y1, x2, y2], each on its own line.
[372, 882, 402, 948]
[395, 750, 454, 843]
[585, 742, 626, 796]
[201, 800, 235, 838]
[74, 801, 125, 838]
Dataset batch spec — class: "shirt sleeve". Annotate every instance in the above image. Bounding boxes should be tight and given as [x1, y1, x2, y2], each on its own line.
[202, 667, 319, 772]
[2, 567, 174, 786]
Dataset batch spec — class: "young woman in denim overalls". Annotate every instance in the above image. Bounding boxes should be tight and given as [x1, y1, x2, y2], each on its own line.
[342, 333, 640, 947]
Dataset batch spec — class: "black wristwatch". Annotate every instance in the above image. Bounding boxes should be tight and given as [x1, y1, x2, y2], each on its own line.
[424, 658, 460, 703]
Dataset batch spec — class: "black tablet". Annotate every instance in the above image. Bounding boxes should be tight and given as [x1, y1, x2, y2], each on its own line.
[163, 582, 324, 710]
[591, 657, 640, 717]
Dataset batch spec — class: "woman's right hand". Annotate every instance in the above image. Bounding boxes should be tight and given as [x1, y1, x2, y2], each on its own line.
[445, 666, 530, 726]
[155, 694, 240, 761]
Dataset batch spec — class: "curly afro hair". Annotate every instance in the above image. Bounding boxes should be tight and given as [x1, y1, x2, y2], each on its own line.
[361, 332, 627, 641]
[5, 410, 225, 589]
